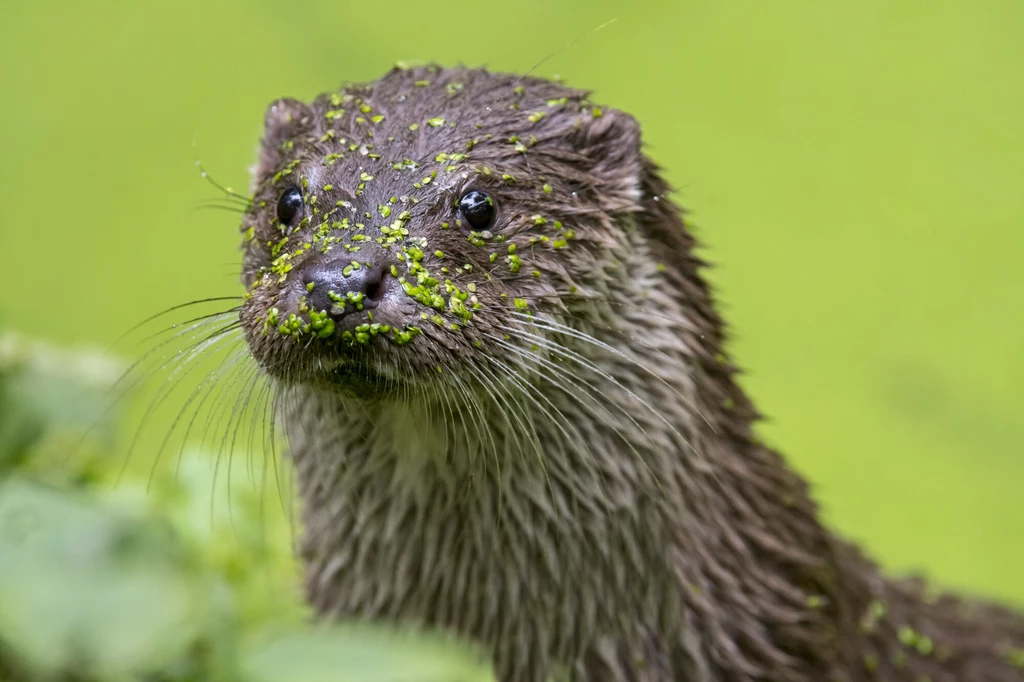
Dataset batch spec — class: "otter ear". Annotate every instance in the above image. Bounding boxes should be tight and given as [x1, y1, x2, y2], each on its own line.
[263, 97, 313, 147]
[574, 107, 644, 208]
[253, 98, 314, 185]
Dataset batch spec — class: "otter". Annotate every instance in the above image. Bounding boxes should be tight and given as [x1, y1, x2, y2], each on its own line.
[236, 64, 1024, 681]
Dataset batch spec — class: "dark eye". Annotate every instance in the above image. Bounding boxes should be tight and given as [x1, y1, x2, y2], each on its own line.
[458, 190, 496, 230]
[276, 186, 303, 227]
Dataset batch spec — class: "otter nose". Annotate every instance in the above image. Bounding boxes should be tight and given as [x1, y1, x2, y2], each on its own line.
[301, 261, 389, 317]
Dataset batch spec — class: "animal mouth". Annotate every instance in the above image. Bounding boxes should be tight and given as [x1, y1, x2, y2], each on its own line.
[362, 271, 387, 308]
[327, 361, 396, 393]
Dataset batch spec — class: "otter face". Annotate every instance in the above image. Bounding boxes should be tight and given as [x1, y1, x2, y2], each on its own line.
[239, 65, 647, 398]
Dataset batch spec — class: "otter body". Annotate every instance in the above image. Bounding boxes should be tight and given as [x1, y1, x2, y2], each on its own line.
[238, 65, 1024, 681]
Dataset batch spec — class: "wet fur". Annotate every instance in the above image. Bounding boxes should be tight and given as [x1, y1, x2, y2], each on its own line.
[238, 65, 1024, 681]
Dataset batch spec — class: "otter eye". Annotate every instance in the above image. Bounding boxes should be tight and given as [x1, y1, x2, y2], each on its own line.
[458, 190, 496, 230]
[276, 186, 303, 227]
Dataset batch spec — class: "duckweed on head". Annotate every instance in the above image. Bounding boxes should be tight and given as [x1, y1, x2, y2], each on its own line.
[240, 64, 609, 376]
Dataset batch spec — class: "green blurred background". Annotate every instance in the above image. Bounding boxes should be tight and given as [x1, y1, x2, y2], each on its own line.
[0, 0, 1021, 612]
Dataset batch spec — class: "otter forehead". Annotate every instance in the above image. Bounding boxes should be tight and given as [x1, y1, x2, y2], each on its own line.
[238, 64, 646, 391]
[250, 66, 593, 210]
[270, 65, 590, 167]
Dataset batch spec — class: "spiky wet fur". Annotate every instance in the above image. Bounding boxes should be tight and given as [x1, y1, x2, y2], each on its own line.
[238, 65, 1024, 681]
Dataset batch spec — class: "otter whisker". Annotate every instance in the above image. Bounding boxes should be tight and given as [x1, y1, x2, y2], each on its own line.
[112, 321, 244, 484]
[112, 298, 242, 349]
[497, 318, 729, 494]
[183, 343, 258, 487]
[522, 307, 718, 414]
[490, 297, 731, 412]
[217, 372, 271, 535]
[246, 372, 275, 487]
[426, 375, 447, 466]
[200, 349, 258, 463]
[256, 378, 278, 581]
[450, 370, 498, 482]
[267, 381, 293, 535]
[485, 332, 662, 493]
[169, 349, 252, 507]
[461, 362, 515, 472]
[434, 376, 455, 467]
[471, 352, 582, 521]
[470, 358, 537, 464]
[147, 339, 249, 489]
[462, 359, 534, 502]
[491, 329, 657, 443]
[128, 309, 244, 357]
[270, 381, 302, 556]
[439, 377, 461, 468]
[105, 313, 241, 404]
[192, 202, 250, 215]
[194, 158, 253, 206]
[193, 197, 251, 209]
[490, 291, 703, 333]
[497, 321, 710, 480]
[158, 330, 247, 460]
[499, 312, 714, 442]
[102, 318, 238, 437]
[221, 363, 270, 538]
[64, 313, 240, 473]
[474, 351, 561, 477]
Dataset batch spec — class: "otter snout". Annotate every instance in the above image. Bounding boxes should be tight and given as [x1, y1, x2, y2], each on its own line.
[300, 260, 391, 318]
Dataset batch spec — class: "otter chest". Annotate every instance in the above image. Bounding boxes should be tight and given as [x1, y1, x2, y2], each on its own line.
[289, 421, 692, 680]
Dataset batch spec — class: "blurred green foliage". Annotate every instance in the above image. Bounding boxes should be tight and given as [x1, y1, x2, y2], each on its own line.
[0, 331, 494, 681]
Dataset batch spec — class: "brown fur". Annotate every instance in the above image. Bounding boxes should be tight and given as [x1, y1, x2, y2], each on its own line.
[237, 65, 1024, 681]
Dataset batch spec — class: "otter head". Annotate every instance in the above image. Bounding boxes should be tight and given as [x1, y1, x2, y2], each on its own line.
[239, 65, 662, 407]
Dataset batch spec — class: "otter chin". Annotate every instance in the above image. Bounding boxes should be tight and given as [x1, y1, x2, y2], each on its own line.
[235, 64, 1024, 682]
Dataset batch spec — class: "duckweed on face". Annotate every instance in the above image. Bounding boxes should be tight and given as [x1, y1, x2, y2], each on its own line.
[237, 63, 650, 384]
